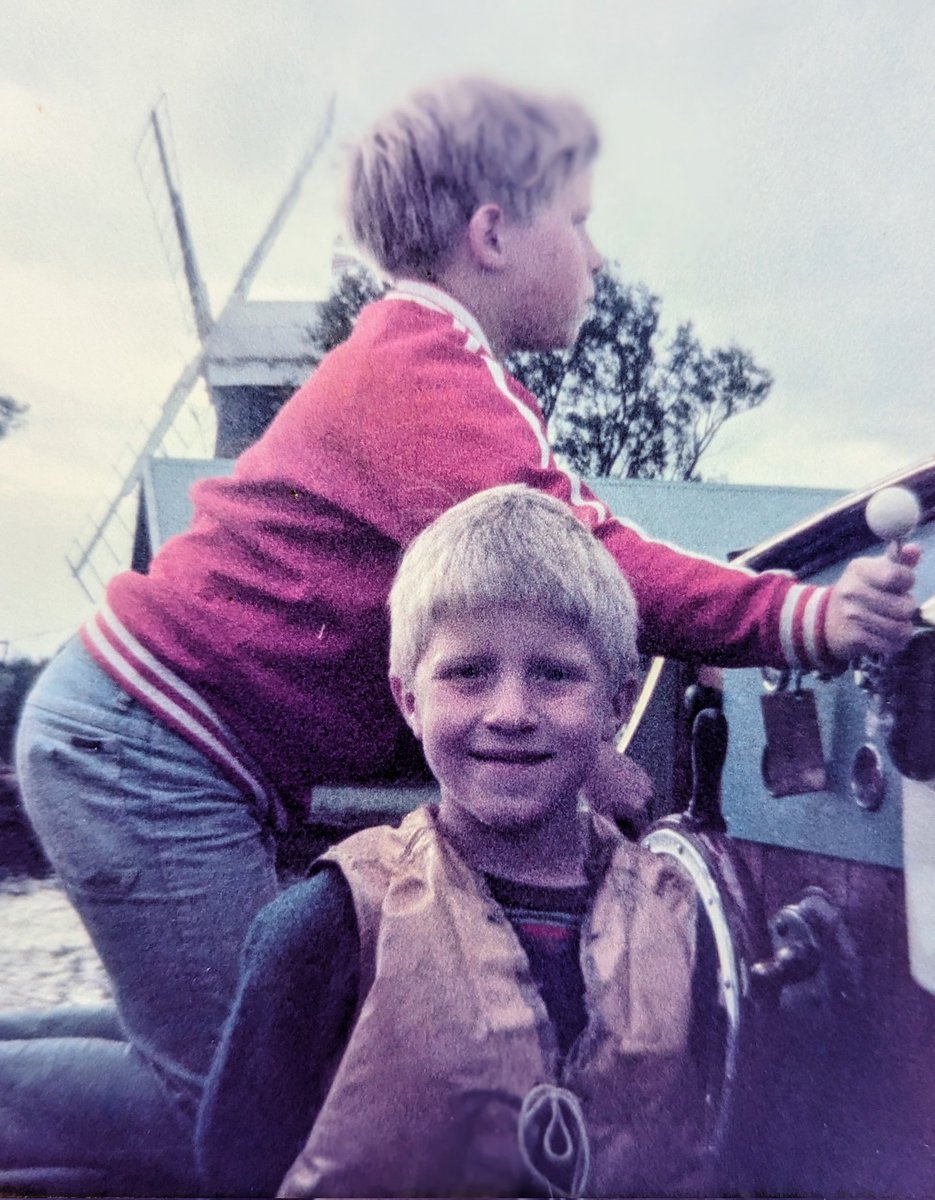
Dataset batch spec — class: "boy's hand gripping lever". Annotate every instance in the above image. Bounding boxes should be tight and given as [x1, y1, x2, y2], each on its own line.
[856, 487, 922, 696]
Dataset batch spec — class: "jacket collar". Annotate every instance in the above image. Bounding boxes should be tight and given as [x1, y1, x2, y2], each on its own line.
[386, 279, 494, 357]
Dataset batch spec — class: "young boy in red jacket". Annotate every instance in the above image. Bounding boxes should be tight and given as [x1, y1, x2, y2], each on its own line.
[6, 76, 917, 1191]
[199, 485, 713, 1198]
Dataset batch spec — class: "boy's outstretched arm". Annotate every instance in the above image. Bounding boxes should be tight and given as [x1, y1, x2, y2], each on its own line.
[196, 866, 359, 1197]
[824, 545, 920, 661]
[303, 304, 918, 672]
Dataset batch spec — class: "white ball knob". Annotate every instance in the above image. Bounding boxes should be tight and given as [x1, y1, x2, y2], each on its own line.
[866, 486, 921, 543]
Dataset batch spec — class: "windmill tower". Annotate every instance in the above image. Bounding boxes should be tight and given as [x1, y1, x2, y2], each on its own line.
[68, 94, 335, 599]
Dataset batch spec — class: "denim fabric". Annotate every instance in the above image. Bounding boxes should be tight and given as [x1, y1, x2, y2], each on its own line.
[2, 636, 280, 1193]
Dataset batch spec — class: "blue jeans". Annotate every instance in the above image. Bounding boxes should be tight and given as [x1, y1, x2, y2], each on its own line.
[1, 637, 280, 1194]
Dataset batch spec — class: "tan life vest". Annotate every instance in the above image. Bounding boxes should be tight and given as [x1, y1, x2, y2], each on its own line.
[279, 806, 709, 1198]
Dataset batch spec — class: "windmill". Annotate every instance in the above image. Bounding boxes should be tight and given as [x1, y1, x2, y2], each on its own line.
[68, 93, 336, 600]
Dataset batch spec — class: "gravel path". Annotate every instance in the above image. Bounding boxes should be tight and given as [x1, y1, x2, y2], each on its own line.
[0, 877, 111, 1012]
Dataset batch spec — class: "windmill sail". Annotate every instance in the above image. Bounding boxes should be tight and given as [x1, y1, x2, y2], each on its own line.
[68, 96, 335, 601]
[137, 95, 213, 341]
[143, 97, 214, 340]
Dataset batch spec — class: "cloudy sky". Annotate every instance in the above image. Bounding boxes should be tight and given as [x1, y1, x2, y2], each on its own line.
[2, 0, 934, 658]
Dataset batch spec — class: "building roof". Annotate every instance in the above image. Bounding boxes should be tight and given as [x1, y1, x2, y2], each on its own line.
[590, 476, 846, 562]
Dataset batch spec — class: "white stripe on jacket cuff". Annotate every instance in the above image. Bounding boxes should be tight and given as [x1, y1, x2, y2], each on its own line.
[779, 583, 837, 671]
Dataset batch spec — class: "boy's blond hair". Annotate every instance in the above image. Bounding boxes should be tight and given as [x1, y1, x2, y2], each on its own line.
[347, 77, 600, 278]
[389, 485, 638, 692]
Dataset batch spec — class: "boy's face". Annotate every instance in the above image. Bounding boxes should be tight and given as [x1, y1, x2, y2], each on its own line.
[393, 604, 627, 842]
[501, 167, 602, 353]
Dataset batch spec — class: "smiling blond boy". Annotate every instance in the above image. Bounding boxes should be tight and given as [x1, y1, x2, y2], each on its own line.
[199, 486, 711, 1198]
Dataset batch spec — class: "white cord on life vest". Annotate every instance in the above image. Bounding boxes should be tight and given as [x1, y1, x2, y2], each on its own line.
[518, 1082, 591, 1197]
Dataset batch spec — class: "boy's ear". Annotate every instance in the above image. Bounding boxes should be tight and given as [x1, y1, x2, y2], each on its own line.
[603, 678, 638, 742]
[390, 674, 423, 739]
[466, 203, 507, 269]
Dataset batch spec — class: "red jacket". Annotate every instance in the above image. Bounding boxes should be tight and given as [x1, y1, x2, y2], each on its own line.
[83, 282, 830, 815]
